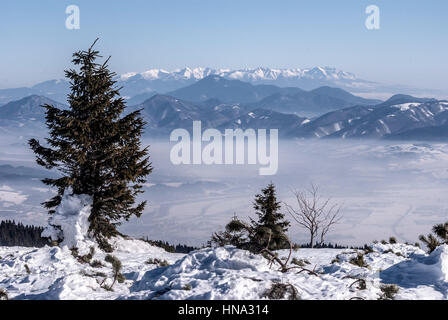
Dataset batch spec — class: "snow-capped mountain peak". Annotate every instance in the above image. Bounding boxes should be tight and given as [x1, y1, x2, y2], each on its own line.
[140, 69, 171, 80]
[119, 66, 359, 83]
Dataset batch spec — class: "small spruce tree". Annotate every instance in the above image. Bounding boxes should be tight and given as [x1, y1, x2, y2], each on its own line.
[210, 214, 250, 248]
[210, 184, 290, 252]
[250, 183, 290, 250]
[29, 40, 152, 251]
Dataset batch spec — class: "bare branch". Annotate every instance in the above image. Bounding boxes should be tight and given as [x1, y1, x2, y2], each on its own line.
[285, 183, 343, 248]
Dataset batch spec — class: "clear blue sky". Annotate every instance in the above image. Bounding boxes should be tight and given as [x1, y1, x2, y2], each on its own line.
[0, 0, 447, 90]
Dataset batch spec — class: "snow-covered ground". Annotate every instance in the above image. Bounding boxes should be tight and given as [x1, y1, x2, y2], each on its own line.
[1, 194, 447, 300]
[1, 241, 448, 300]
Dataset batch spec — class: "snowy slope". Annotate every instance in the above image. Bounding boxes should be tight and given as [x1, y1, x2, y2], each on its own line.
[1, 194, 447, 300]
[0, 238, 183, 300]
[1, 242, 448, 300]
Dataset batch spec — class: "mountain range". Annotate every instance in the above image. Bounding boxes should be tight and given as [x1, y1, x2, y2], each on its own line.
[293, 95, 447, 139]
[166, 76, 380, 117]
[120, 66, 370, 96]
[1, 85, 448, 141]
[2, 66, 444, 107]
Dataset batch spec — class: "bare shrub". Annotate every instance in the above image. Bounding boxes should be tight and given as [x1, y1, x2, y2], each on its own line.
[291, 258, 310, 267]
[182, 284, 192, 291]
[100, 255, 125, 291]
[389, 237, 397, 244]
[146, 258, 169, 267]
[285, 184, 342, 248]
[349, 253, 368, 268]
[263, 282, 299, 300]
[0, 288, 8, 300]
[379, 284, 399, 300]
[90, 260, 103, 268]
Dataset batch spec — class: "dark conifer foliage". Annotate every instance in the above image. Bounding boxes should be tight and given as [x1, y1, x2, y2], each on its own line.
[28, 40, 152, 251]
[139, 237, 198, 253]
[419, 220, 448, 253]
[211, 183, 290, 252]
[298, 242, 359, 249]
[0, 220, 49, 247]
[250, 183, 290, 250]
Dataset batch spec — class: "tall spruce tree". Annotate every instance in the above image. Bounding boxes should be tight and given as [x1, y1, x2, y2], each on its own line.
[250, 183, 290, 250]
[29, 40, 152, 251]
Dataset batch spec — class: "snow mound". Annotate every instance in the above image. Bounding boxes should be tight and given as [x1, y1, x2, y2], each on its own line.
[130, 246, 273, 299]
[381, 245, 448, 289]
[110, 237, 171, 255]
[0, 238, 184, 300]
[41, 193, 93, 253]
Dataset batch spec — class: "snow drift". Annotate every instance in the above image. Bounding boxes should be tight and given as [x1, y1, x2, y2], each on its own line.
[41, 192, 93, 254]
[380, 245, 448, 297]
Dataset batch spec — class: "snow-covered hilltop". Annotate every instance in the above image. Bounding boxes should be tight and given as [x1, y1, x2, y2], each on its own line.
[1, 194, 448, 300]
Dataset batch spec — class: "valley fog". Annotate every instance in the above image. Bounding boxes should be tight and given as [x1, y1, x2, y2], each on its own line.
[1, 135, 448, 247]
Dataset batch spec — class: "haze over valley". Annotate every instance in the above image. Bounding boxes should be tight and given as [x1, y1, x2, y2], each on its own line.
[1, 67, 448, 247]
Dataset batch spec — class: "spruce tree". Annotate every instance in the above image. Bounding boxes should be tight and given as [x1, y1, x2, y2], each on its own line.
[29, 40, 152, 251]
[250, 183, 290, 250]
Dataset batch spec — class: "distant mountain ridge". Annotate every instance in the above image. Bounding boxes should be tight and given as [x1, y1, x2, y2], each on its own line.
[248, 85, 381, 117]
[113, 66, 448, 100]
[3, 66, 438, 106]
[119, 66, 358, 83]
[168, 75, 281, 104]
[115, 66, 384, 104]
[294, 96, 448, 140]
[1, 66, 367, 105]
[0, 95, 65, 136]
[0, 95, 65, 121]
[167, 76, 380, 117]
[0, 81, 70, 106]
[2, 91, 448, 141]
